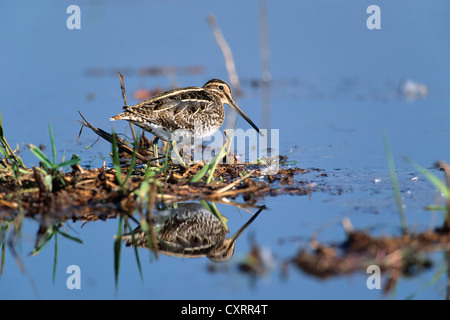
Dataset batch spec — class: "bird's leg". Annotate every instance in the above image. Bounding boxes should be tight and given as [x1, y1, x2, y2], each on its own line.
[152, 137, 159, 165]
[171, 140, 187, 168]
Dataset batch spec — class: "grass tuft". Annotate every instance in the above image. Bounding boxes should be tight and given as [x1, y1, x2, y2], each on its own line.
[383, 133, 408, 235]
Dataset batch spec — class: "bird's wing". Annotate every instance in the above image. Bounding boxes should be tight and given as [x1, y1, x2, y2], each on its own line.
[125, 87, 215, 121]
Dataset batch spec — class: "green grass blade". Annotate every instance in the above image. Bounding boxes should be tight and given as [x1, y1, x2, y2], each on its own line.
[135, 180, 150, 200]
[190, 123, 238, 183]
[114, 215, 124, 291]
[143, 166, 158, 179]
[49, 124, 56, 166]
[404, 157, 449, 199]
[190, 158, 215, 182]
[162, 131, 171, 172]
[383, 133, 408, 235]
[206, 141, 228, 184]
[12, 161, 21, 183]
[0, 146, 6, 158]
[54, 157, 81, 170]
[206, 120, 238, 184]
[28, 144, 53, 169]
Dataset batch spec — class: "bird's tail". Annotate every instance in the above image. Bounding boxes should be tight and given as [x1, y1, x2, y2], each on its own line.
[110, 106, 134, 121]
[110, 110, 132, 121]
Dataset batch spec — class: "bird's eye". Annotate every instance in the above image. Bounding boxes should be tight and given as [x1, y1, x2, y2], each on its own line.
[218, 85, 224, 90]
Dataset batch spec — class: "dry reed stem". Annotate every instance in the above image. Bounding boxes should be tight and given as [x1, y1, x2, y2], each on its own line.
[216, 171, 254, 194]
[259, 0, 271, 130]
[118, 72, 136, 142]
[207, 15, 241, 97]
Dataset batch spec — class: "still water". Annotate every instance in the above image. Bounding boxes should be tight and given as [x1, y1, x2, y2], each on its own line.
[1, 1, 450, 299]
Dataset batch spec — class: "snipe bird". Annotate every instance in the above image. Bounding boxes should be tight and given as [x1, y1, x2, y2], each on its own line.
[110, 79, 261, 166]
[121, 203, 265, 262]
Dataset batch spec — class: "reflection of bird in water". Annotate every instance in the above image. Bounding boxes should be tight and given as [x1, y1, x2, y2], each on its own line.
[121, 203, 265, 262]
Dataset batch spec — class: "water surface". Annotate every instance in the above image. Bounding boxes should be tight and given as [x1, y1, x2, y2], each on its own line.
[1, 1, 450, 300]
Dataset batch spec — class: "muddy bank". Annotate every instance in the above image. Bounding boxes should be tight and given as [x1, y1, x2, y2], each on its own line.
[0, 157, 321, 222]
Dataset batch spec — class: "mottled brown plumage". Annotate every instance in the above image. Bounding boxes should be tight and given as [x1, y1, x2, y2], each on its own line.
[110, 79, 260, 144]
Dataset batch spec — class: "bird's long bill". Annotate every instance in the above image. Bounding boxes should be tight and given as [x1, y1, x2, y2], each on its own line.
[226, 95, 263, 136]
[228, 206, 266, 248]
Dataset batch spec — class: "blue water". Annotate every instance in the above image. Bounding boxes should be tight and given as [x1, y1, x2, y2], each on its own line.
[1, 1, 450, 299]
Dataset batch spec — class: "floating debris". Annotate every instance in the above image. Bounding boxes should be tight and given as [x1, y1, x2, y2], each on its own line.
[398, 79, 428, 100]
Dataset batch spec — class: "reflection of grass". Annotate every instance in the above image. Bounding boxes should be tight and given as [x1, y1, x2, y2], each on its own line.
[125, 216, 143, 281]
[112, 131, 145, 290]
[0, 221, 11, 276]
[32, 222, 82, 283]
[114, 215, 123, 292]
[113, 210, 148, 291]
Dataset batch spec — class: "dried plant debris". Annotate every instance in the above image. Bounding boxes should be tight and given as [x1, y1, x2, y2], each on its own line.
[0, 115, 322, 221]
[0, 163, 317, 221]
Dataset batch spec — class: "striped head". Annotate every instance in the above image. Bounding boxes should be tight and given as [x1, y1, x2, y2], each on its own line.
[203, 79, 262, 136]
